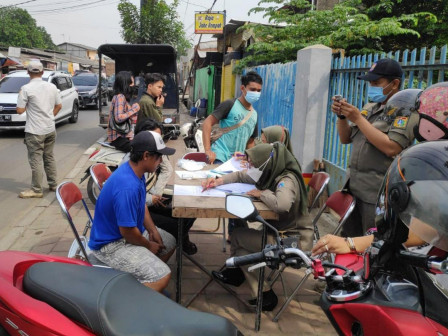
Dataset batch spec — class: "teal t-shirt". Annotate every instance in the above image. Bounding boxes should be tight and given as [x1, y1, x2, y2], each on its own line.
[211, 99, 258, 162]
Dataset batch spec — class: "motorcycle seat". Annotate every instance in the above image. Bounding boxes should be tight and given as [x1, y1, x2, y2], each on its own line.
[23, 262, 238, 336]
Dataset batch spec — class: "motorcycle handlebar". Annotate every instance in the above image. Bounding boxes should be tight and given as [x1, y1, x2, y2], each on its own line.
[226, 252, 264, 267]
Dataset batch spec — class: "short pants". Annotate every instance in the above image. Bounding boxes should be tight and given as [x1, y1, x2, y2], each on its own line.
[92, 228, 175, 283]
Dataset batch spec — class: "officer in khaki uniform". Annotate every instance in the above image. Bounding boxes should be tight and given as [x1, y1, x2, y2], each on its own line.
[202, 143, 311, 311]
[332, 58, 419, 237]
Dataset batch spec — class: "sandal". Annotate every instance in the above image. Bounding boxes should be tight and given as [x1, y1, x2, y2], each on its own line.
[182, 239, 198, 255]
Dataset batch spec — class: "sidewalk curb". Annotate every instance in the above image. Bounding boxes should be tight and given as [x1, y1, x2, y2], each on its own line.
[0, 136, 104, 251]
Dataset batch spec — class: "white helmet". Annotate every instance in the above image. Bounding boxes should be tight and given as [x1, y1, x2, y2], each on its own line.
[180, 123, 191, 139]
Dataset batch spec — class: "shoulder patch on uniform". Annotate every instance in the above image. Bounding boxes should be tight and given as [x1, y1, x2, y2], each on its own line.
[361, 110, 369, 118]
[393, 116, 409, 129]
[277, 181, 285, 189]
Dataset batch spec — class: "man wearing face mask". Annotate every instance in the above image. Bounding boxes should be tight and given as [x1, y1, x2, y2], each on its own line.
[332, 58, 419, 237]
[202, 71, 262, 164]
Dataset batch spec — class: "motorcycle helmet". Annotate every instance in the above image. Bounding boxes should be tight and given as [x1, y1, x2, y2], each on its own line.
[414, 82, 448, 142]
[375, 140, 448, 252]
[383, 88, 422, 120]
[180, 123, 191, 139]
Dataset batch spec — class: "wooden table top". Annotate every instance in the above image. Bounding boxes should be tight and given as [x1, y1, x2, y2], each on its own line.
[172, 168, 279, 220]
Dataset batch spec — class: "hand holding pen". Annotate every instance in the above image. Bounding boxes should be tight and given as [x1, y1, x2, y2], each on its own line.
[201, 176, 223, 192]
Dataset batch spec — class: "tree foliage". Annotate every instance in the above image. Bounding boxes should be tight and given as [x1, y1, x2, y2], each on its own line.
[0, 7, 56, 50]
[118, 0, 191, 56]
[237, 0, 439, 70]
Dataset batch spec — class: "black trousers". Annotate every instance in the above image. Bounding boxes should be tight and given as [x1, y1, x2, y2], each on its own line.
[149, 204, 195, 241]
[111, 136, 131, 153]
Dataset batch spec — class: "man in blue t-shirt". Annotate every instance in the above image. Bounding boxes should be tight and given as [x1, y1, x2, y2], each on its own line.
[202, 71, 263, 163]
[89, 130, 176, 293]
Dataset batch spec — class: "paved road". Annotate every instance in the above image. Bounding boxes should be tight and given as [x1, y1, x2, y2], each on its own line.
[0, 108, 105, 235]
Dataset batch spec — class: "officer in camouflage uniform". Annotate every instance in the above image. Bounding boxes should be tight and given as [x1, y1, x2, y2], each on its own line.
[332, 58, 419, 237]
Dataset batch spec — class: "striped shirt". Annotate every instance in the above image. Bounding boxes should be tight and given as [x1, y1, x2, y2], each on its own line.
[107, 94, 140, 142]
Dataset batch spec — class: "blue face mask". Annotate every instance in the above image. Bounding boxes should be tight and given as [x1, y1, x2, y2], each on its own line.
[367, 82, 393, 103]
[245, 90, 261, 104]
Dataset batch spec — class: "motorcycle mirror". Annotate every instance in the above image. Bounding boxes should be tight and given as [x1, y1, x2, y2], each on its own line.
[164, 118, 173, 124]
[225, 195, 258, 220]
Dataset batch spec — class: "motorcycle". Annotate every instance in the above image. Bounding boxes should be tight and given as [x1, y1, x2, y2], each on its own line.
[81, 120, 179, 205]
[0, 250, 241, 336]
[223, 194, 448, 336]
[180, 117, 205, 153]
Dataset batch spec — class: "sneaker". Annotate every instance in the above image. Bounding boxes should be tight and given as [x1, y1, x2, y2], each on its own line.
[19, 189, 43, 198]
[49, 185, 57, 192]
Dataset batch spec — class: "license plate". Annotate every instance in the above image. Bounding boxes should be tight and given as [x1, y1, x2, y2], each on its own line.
[0, 115, 11, 122]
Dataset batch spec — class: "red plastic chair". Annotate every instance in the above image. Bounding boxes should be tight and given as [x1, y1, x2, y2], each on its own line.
[90, 163, 112, 190]
[182, 152, 209, 164]
[307, 172, 330, 211]
[56, 182, 93, 262]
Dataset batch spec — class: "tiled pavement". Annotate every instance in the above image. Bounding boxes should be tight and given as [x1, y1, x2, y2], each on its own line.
[0, 105, 338, 335]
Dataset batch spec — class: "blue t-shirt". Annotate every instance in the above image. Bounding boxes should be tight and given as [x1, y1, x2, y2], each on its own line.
[88, 162, 146, 250]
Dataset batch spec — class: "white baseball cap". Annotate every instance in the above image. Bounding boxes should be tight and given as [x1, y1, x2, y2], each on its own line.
[27, 60, 43, 73]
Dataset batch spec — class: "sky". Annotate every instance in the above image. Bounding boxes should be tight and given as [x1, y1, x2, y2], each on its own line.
[3, 0, 270, 49]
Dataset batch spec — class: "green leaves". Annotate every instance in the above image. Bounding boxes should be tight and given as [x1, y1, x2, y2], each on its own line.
[235, 0, 446, 72]
[0, 7, 56, 50]
[118, 0, 191, 56]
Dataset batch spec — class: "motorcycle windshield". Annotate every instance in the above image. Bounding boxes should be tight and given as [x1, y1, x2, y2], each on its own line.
[399, 181, 448, 252]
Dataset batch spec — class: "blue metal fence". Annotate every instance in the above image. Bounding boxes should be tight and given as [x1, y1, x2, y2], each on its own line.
[323, 45, 448, 171]
[249, 62, 297, 135]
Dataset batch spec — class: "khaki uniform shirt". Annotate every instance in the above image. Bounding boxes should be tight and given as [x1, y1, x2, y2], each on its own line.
[222, 171, 302, 231]
[348, 102, 419, 204]
[137, 93, 163, 123]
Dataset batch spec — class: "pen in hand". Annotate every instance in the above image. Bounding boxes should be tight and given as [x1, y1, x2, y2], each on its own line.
[202, 176, 218, 193]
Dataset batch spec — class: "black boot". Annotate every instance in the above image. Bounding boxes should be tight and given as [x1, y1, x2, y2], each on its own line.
[248, 289, 278, 311]
[212, 267, 246, 287]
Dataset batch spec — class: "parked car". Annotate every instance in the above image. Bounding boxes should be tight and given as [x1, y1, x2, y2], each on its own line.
[0, 70, 79, 130]
[72, 72, 108, 109]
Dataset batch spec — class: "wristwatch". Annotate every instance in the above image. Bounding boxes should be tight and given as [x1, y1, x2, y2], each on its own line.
[337, 114, 346, 119]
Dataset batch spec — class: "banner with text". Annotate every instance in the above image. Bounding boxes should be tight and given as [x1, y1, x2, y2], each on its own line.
[195, 12, 224, 34]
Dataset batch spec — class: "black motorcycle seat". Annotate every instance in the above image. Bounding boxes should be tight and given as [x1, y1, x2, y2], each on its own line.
[23, 262, 239, 336]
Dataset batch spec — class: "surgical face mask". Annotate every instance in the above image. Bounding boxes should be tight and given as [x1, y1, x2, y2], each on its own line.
[245, 90, 261, 104]
[367, 81, 393, 103]
[246, 153, 272, 183]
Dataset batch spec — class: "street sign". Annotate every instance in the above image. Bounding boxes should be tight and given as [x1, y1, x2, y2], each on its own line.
[195, 12, 224, 34]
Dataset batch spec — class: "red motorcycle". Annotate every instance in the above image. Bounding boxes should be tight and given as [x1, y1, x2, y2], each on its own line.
[0, 250, 240, 336]
[223, 190, 448, 336]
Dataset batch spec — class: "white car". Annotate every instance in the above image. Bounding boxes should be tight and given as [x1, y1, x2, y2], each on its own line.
[0, 70, 79, 130]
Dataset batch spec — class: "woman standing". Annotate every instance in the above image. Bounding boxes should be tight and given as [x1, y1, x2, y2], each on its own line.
[107, 71, 140, 152]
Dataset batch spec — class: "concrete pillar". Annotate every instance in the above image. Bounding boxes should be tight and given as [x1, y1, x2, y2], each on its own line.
[291, 45, 332, 173]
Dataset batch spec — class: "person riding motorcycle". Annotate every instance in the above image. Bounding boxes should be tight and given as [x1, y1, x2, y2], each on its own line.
[312, 82, 448, 256]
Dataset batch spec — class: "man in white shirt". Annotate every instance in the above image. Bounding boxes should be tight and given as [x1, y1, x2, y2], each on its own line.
[16, 60, 62, 198]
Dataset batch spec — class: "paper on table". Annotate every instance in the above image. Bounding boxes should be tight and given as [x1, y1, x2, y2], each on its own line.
[174, 185, 227, 197]
[216, 183, 256, 194]
[175, 170, 209, 180]
[214, 157, 246, 173]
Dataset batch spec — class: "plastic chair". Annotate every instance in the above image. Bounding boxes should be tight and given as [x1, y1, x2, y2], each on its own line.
[307, 172, 330, 212]
[182, 152, 209, 163]
[90, 163, 112, 190]
[182, 152, 226, 252]
[56, 181, 93, 262]
[271, 190, 356, 322]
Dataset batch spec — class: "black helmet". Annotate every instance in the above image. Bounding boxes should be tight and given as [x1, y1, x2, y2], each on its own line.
[375, 140, 448, 251]
[414, 82, 448, 142]
[383, 88, 422, 120]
